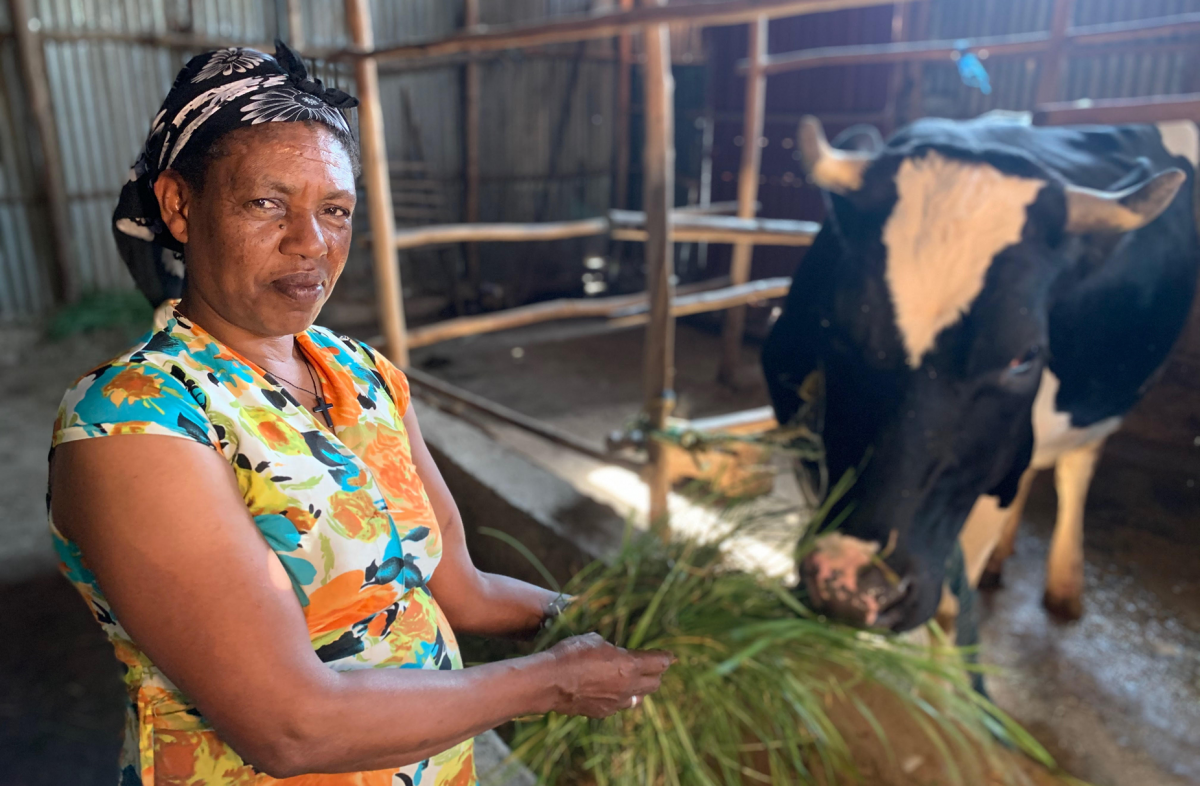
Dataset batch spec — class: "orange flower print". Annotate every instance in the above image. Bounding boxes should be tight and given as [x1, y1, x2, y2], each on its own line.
[326, 490, 391, 541]
[103, 367, 166, 408]
[52, 319, 473, 785]
[304, 570, 400, 637]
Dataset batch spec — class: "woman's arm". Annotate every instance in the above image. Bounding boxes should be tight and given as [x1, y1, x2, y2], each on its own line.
[406, 404, 565, 638]
[51, 436, 671, 778]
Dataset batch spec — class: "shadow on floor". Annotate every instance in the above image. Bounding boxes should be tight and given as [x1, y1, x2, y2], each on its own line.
[0, 572, 123, 785]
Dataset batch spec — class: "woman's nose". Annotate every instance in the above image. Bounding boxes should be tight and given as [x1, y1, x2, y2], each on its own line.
[278, 213, 329, 259]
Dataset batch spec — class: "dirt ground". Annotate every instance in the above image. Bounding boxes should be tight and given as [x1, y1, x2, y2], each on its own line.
[1, 319, 1197, 785]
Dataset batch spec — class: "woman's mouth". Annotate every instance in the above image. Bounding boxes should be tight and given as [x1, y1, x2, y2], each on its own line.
[272, 271, 326, 304]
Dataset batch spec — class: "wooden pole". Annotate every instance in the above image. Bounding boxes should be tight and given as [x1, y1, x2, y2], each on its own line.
[640, 5, 676, 534]
[388, 275, 788, 349]
[362, 0, 912, 63]
[10, 0, 75, 303]
[717, 15, 767, 387]
[345, 0, 408, 366]
[613, 0, 635, 210]
[463, 0, 482, 301]
[285, 0, 305, 51]
[1034, 93, 1200, 125]
[1036, 0, 1073, 106]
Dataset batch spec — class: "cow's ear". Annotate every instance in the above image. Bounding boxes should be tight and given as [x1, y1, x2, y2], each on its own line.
[1064, 168, 1185, 234]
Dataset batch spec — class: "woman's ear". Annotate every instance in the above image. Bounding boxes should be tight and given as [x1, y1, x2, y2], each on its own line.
[154, 170, 192, 246]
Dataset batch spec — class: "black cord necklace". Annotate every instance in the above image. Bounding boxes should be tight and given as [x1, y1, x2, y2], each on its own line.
[269, 355, 334, 428]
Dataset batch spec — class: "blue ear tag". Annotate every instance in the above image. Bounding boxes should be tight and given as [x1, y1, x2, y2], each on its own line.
[954, 41, 992, 95]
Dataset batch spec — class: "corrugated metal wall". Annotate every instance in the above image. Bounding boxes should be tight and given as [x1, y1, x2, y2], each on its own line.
[921, 0, 1200, 117]
[0, 3, 55, 320]
[0, 0, 626, 320]
[3, 1, 1198, 321]
[705, 0, 1200, 283]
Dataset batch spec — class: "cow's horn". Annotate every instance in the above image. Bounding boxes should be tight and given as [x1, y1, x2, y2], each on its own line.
[798, 115, 874, 194]
[1064, 168, 1186, 234]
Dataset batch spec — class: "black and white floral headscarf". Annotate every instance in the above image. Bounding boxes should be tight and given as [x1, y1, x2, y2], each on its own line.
[113, 40, 358, 306]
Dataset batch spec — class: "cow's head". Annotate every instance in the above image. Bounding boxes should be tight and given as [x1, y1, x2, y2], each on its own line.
[785, 116, 1185, 632]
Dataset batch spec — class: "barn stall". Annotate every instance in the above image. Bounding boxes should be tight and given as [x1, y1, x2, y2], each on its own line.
[1, 0, 1199, 783]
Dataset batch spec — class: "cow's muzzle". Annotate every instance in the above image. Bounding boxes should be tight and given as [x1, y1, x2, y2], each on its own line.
[800, 532, 912, 629]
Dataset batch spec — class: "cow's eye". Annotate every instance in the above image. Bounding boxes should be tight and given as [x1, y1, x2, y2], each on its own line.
[1008, 345, 1041, 375]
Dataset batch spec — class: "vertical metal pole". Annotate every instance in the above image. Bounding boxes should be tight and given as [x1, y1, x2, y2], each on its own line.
[1036, 0, 1073, 107]
[717, 15, 766, 387]
[285, 0, 305, 51]
[613, 0, 634, 211]
[10, 0, 75, 303]
[641, 6, 676, 535]
[463, 0, 482, 300]
[345, 0, 409, 366]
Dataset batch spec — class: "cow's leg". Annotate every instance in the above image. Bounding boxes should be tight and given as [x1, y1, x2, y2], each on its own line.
[978, 468, 1038, 588]
[958, 494, 1010, 588]
[1043, 438, 1105, 620]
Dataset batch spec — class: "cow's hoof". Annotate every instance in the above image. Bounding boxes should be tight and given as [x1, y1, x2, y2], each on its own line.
[1042, 590, 1083, 621]
[977, 568, 1003, 591]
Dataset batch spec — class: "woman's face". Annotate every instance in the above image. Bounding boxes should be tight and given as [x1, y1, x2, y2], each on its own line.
[156, 122, 357, 338]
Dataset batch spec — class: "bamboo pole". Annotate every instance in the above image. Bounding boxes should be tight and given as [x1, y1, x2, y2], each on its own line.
[609, 276, 791, 325]
[751, 31, 1051, 74]
[1036, 0, 1074, 106]
[742, 12, 1200, 76]
[613, 0, 635, 211]
[718, 15, 767, 387]
[379, 211, 818, 251]
[345, 0, 408, 366]
[394, 217, 610, 249]
[390, 276, 790, 349]
[362, 0, 909, 63]
[609, 211, 818, 245]
[10, 0, 75, 303]
[400, 277, 725, 348]
[1034, 93, 1200, 125]
[406, 367, 645, 471]
[640, 5, 676, 534]
[463, 0, 482, 300]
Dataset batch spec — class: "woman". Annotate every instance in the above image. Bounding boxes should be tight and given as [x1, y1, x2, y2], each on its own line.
[50, 43, 672, 786]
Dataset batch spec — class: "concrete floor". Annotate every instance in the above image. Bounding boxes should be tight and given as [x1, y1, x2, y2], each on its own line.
[1, 319, 1197, 784]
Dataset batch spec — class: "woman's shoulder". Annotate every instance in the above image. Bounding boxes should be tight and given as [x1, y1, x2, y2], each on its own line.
[53, 327, 219, 451]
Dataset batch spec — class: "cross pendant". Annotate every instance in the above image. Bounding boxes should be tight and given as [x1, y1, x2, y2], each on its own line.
[313, 396, 334, 428]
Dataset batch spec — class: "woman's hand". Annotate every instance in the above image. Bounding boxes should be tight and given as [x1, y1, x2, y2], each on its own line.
[546, 633, 675, 718]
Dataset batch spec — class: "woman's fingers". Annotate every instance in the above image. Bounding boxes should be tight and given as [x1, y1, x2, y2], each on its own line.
[631, 648, 676, 675]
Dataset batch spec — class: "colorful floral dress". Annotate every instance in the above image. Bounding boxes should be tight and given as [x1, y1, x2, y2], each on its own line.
[49, 309, 477, 786]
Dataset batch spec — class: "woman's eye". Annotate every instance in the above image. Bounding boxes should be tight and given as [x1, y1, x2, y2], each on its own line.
[1008, 345, 1041, 375]
[249, 198, 278, 210]
[325, 206, 351, 218]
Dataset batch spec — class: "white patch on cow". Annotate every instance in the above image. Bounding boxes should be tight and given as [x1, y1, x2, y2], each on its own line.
[1030, 368, 1122, 468]
[1156, 121, 1200, 166]
[883, 152, 1046, 367]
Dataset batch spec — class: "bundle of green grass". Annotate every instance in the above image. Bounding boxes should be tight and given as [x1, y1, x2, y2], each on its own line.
[506, 529, 1061, 786]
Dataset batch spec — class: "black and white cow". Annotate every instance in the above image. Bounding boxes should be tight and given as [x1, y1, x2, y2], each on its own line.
[764, 113, 1198, 632]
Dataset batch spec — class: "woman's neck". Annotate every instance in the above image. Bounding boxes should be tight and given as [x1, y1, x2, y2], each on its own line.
[177, 291, 299, 370]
